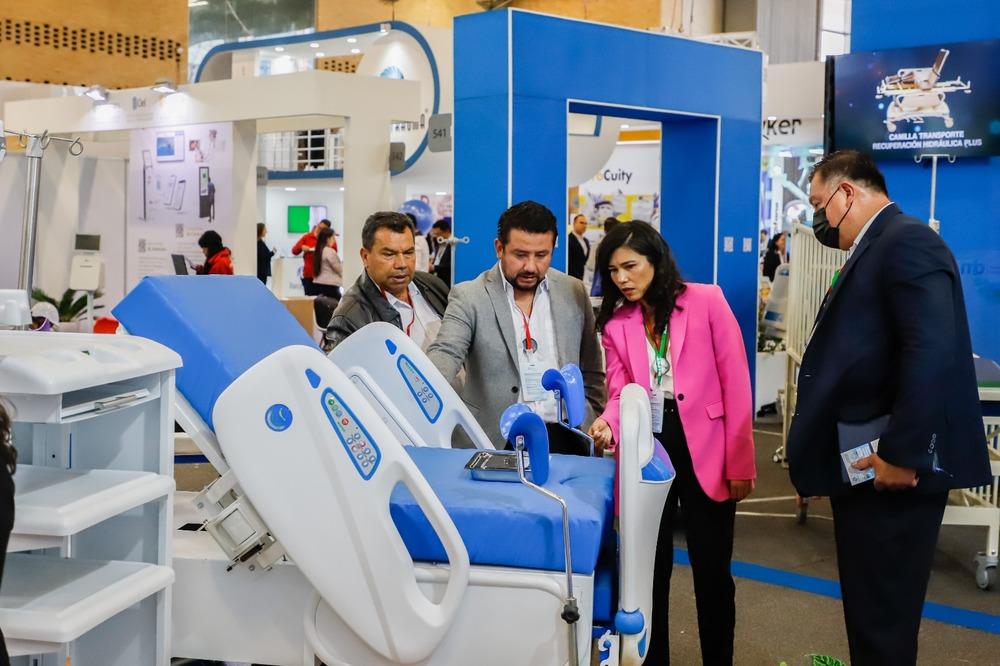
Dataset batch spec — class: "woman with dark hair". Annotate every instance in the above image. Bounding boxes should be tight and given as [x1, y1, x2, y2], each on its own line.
[587, 221, 755, 666]
[0, 401, 16, 664]
[196, 230, 233, 275]
[256, 222, 275, 284]
[762, 231, 787, 282]
[312, 227, 343, 299]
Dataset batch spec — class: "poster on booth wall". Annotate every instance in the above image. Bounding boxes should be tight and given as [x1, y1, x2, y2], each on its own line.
[570, 142, 661, 242]
[125, 123, 234, 288]
[832, 39, 1000, 159]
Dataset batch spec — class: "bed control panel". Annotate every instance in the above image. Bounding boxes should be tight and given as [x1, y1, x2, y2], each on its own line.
[322, 388, 381, 480]
[397, 355, 443, 423]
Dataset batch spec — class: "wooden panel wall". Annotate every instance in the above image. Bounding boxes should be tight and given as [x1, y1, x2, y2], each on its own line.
[317, 0, 662, 32]
[0, 0, 187, 88]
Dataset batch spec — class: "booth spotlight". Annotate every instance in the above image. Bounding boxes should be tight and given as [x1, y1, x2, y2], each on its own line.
[316, 52, 326, 58]
[309, 42, 320, 48]
[84, 85, 109, 103]
[347, 37, 358, 44]
[379, 23, 390, 35]
[275, 46, 285, 52]
[284, 187, 297, 192]
[152, 79, 178, 95]
[350, 48, 361, 54]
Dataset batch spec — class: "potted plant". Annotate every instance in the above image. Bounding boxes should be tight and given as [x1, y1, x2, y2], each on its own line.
[30, 288, 104, 331]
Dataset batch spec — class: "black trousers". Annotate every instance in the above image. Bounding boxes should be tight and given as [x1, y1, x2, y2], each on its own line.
[645, 400, 736, 666]
[831, 489, 947, 666]
[312, 283, 342, 300]
[301, 277, 316, 296]
[0, 463, 13, 665]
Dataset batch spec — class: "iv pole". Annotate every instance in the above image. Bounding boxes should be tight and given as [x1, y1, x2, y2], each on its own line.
[2, 126, 84, 295]
[914, 153, 956, 234]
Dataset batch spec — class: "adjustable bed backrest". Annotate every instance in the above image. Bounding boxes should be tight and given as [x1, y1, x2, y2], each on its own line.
[114, 277, 471, 663]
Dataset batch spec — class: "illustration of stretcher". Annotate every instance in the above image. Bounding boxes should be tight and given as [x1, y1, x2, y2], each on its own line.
[875, 48, 972, 132]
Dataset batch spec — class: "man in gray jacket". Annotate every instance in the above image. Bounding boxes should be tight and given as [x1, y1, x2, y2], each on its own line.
[325, 212, 449, 350]
[427, 201, 605, 451]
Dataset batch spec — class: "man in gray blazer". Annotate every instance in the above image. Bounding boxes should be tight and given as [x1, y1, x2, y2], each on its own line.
[427, 201, 606, 451]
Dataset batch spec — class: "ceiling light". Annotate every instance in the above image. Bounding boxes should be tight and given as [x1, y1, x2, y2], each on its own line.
[339, 187, 345, 191]
[83, 85, 108, 103]
[435, 191, 448, 196]
[274, 46, 285, 52]
[315, 52, 326, 58]
[620, 124, 630, 129]
[767, 115, 777, 121]
[309, 42, 320, 48]
[151, 78, 177, 94]
[284, 187, 297, 192]
[777, 150, 793, 157]
[350, 48, 361, 54]
[188, 0, 208, 6]
[347, 37, 358, 44]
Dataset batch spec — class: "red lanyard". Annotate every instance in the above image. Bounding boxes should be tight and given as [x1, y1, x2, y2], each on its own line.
[381, 286, 417, 337]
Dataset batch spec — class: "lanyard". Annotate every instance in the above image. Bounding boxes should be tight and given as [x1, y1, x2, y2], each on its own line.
[646, 320, 670, 384]
[519, 307, 537, 353]
[381, 285, 417, 337]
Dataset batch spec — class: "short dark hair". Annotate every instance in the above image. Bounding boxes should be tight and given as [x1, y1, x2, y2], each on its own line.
[809, 150, 889, 196]
[497, 200, 557, 245]
[198, 230, 224, 256]
[573, 213, 587, 223]
[603, 217, 620, 234]
[0, 400, 15, 475]
[256, 222, 266, 238]
[362, 211, 415, 250]
[318, 218, 332, 228]
[432, 219, 451, 233]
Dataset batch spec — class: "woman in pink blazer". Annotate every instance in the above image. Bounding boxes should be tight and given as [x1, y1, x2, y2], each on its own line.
[588, 222, 755, 666]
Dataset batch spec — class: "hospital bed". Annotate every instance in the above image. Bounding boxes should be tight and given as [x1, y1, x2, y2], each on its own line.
[113, 276, 674, 665]
[875, 48, 972, 132]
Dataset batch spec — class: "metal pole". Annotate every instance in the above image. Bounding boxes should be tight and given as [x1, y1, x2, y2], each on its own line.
[18, 135, 45, 293]
[928, 155, 940, 233]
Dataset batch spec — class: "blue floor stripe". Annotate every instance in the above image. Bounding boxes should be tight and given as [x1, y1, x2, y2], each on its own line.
[674, 548, 1000, 635]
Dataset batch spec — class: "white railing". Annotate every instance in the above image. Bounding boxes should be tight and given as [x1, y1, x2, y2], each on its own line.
[258, 129, 345, 172]
[785, 223, 846, 364]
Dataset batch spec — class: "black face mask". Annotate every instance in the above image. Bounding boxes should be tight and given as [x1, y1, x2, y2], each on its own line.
[812, 185, 852, 249]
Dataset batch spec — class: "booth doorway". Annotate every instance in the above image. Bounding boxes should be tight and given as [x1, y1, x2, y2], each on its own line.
[566, 101, 720, 287]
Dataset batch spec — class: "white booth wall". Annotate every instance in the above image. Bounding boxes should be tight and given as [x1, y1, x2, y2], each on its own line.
[0, 152, 128, 308]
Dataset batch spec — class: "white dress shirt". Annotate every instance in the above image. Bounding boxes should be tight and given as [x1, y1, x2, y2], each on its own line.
[847, 202, 893, 261]
[384, 280, 442, 350]
[646, 337, 675, 398]
[499, 265, 559, 422]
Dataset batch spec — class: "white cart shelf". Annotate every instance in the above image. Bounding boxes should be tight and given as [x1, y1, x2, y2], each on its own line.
[0, 555, 174, 655]
[0, 331, 180, 666]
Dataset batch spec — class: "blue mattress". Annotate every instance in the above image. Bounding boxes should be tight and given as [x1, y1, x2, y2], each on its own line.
[395, 448, 615, 575]
[113, 276, 315, 428]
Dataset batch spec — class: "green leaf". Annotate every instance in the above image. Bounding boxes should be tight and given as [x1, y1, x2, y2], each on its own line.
[811, 655, 847, 666]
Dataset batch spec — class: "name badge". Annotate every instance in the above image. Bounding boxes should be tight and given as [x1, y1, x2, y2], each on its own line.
[649, 389, 665, 434]
[519, 356, 549, 403]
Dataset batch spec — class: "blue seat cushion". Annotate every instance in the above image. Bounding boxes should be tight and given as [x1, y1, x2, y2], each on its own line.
[113, 276, 315, 428]
[392, 447, 615, 575]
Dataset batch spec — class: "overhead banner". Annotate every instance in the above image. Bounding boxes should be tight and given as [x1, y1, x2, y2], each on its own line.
[831, 39, 1000, 159]
[125, 123, 234, 287]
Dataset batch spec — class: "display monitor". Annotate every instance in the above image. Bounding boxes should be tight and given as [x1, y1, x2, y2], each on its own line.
[74, 234, 101, 252]
[288, 205, 328, 234]
[827, 38, 999, 159]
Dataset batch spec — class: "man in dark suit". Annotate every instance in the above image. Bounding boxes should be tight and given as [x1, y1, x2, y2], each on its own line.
[567, 213, 590, 280]
[787, 150, 991, 666]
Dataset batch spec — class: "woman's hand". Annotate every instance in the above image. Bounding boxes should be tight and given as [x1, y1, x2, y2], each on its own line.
[728, 479, 754, 502]
[588, 418, 613, 453]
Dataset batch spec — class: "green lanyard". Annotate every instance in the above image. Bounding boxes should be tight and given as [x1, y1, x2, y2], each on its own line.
[830, 268, 841, 289]
[646, 321, 670, 385]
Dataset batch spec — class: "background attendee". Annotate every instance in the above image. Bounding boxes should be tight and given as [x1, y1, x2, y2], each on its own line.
[427, 200, 605, 452]
[404, 212, 431, 280]
[787, 150, 991, 666]
[291, 218, 332, 295]
[567, 213, 590, 280]
[429, 218, 454, 287]
[195, 230, 233, 275]
[326, 212, 449, 350]
[256, 222, 275, 284]
[0, 401, 17, 664]
[588, 221, 754, 666]
[312, 227, 343, 300]
[589, 216, 620, 297]
[762, 231, 786, 282]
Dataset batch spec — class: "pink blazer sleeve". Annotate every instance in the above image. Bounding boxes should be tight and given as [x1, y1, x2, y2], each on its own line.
[598, 323, 631, 446]
[708, 286, 756, 481]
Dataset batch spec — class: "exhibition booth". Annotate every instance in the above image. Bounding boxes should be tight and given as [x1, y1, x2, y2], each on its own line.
[0, 3, 997, 665]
